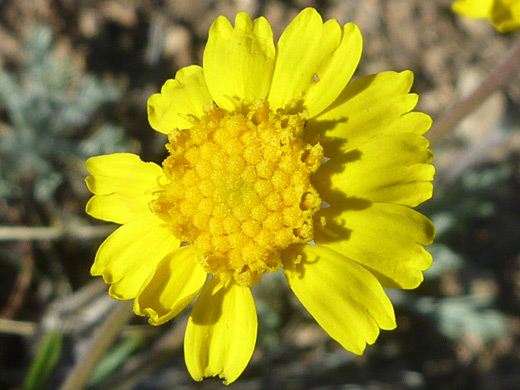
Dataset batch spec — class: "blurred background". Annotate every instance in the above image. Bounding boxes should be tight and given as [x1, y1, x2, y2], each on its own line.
[1, 0, 520, 389]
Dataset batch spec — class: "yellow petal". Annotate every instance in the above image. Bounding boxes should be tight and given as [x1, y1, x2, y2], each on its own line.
[314, 132, 434, 207]
[452, 0, 493, 18]
[91, 216, 180, 300]
[306, 71, 430, 153]
[203, 12, 275, 111]
[315, 202, 435, 289]
[85, 153, 163, 224]
[268, 8, 362, 118]
[184, 275, 257, 384]
[283, 244, 396, 355]
[147, 65, 213, 134]
[491, 0, 520, 32]
[134, 245, 206, 325]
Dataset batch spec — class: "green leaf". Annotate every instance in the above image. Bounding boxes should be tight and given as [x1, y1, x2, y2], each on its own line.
[87, 334, 144, 388]
[23, 331, 63, 390]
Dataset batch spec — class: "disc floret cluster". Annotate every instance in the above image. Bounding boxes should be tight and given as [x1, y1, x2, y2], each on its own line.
[151, 101, 323, 287]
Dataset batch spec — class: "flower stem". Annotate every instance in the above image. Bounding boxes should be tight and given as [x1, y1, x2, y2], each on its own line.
[0, 224, 115, 241]
[428, 34, 520, 144]
[59, 300, 134, 390]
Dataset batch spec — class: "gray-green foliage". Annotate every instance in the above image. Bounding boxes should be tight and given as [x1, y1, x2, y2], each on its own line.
[0, 26, 133, 202]
[423, 243, 464, 280]
[411, 163, 513, 344]
[434, 296, 508, 343]
[408, 294, 509, 343]
[428, 163, 512, 241]
[389, 288, 509, 344]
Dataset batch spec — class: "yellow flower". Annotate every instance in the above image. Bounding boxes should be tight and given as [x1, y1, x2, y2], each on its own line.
[86, 8, 435, 384]
[452, 0, 520, 32]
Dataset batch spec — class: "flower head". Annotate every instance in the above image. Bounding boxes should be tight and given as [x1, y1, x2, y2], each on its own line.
[452, 0, 520, 32]
[86, 8, 435, 384]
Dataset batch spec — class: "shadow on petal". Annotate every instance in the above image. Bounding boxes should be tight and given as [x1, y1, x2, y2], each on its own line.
[189, 276, 230, 326]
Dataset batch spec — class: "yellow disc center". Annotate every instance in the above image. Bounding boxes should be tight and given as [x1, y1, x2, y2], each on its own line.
[151, 101, 323, 287]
